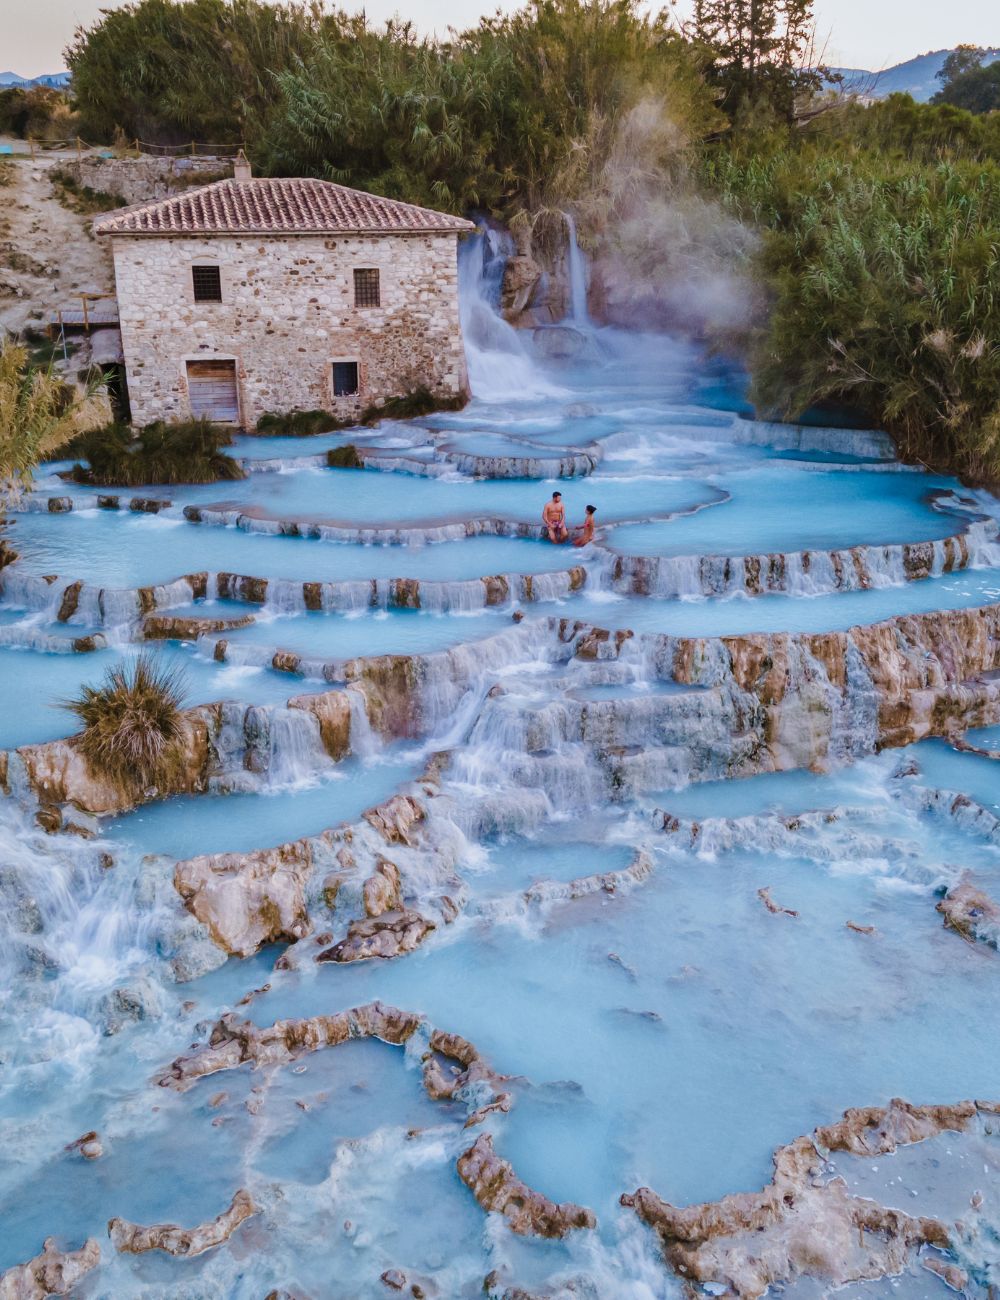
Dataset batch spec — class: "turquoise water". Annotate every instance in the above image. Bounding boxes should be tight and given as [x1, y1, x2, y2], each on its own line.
[3, 304, 1000, 1298]
[106, 757, 418, 857]
[3, 511, 580, 586]
[0, 641, 317, 749]
[608, 467, 961, 556]
[518, 566, 1000, 638]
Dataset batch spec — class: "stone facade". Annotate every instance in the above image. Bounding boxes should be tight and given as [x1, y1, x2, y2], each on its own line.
[64, 155, 233, 207]
[108, 231, 469, 426]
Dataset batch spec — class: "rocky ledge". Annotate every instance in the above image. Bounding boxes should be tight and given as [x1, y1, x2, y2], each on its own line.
[936, 877, 1000, 949]
[155, 1000, 511, 1126]
[610, 520, 997, 600]
[457, 1133, 596, 1238]
[172, 785, 444, 963]
[108, 1189, 257, 1258]
[622, 1097, 996, 1297]
[0, 1237, 100, 1299]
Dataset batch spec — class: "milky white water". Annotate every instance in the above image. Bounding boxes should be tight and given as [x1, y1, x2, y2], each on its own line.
[1, 231, 1000, 1298]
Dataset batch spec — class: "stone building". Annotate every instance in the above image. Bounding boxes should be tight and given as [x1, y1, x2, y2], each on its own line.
[95, 158, 473, 427]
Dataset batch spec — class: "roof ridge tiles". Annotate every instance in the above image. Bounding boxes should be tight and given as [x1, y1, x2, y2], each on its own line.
[94, 176, 474, 237]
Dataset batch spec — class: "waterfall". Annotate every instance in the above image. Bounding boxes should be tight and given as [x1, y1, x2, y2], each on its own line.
[563, 211, 590, 326]
[458, 226, 565, 401]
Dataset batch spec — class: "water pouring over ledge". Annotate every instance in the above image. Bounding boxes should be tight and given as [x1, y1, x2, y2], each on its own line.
[458, 225, 569, 402]
[3, 212, 1000, 1298]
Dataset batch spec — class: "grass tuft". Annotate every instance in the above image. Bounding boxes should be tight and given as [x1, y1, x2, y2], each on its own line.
[255, 409, 351, 436]
[67, 418, 245, 486]
[360, 386, 466, 425]
[64, 653, 189, 792]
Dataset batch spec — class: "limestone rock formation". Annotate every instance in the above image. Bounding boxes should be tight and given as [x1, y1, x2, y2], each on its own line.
[523, 849, 653, 904]
[287, 690, 353, 761]
[108, 1188, 256, 1257]
[157, 1001, 428, 1088]
[622, 1097, 991, 1297]
[500, 253, 543, 320]
[315, 910, 435, 963]
[457, 1134, 596, 1238]
[143, 612, 254, 639]
[155, 1003, 510, 1132]
[0, 1237, 100, 1299]
[174, 841, 313, 958]
[16, 712, 211, 816]
[937, 877, 1000, 948]
[364, 794, 426, 846]
[363, 857, 403, 916]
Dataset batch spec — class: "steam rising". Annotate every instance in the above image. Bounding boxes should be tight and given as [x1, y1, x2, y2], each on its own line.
[577, 98, 762, 336]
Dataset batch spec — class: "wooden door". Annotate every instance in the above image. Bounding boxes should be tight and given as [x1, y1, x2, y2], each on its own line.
[186, 360, 239, 422]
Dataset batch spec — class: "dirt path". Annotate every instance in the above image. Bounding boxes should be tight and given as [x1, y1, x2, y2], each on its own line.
[0, 147, 115, 340]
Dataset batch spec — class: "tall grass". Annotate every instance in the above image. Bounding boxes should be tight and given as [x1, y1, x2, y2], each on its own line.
[705, 150, 1000, 479]
[65, 654, 188, 793]
[0, 341, 106, 501]
[68, 419, 246, 486]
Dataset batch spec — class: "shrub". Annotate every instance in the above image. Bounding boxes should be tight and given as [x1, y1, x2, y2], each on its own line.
[360, 386, 466, 424]
[67, 418, 246, 485]
[326, 444, 363, 468]
[255, 408, 349, 436]
[0, 85, 75, 140]
[64, 654, 188, 792]
[705, 150, 1000, 481]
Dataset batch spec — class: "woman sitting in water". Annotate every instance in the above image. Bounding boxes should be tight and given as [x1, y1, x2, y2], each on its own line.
[573, 504, 596, 547]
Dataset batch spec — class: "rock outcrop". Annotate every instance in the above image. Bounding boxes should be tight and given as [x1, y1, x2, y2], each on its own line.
[0, 1237, 100, 1299]
[155, 1001, 510, 1126]
[364, 794, 426, 845]
[363, 857, 403, 916]
[13, 713, 212, 816]
[108, 1188, 256, 1257]
[936, 877, 1000, 948]
[522, 848, 653, 904]
[622, 1097, 992, 1298]
[287, 690, 354, 761]
[142, 612, 254, 639]
[457, 1134, 596, 1238]
[315, 909, 435, 962]
[174, 841, 313, 958]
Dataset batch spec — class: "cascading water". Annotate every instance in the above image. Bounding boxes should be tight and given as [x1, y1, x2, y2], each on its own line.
[5, 269, 1000, 1298]
[457, 225, 566, 401]
[563, 210, 590, 326]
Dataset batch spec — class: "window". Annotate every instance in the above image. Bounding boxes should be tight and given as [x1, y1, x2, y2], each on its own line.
[192, 265, 222, 303]
[332, 361, 359, 397]
[353, 268, 380, 308]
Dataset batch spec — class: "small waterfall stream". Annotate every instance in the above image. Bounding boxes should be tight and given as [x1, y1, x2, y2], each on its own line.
[457, 225, 566, 400]
[563, 210, 590, 326]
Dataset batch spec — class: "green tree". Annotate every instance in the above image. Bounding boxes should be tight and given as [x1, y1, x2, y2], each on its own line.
[690, 0, 822, 122]
[933, 60, 1000, 115]
[65, 0, 318, 145]
[706, 150, 1000, 479]
[936, 44, 986, 88]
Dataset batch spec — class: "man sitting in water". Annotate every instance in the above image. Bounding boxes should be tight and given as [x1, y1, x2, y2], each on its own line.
[573, 504, 596, 547]
[542, 491, 569, 543]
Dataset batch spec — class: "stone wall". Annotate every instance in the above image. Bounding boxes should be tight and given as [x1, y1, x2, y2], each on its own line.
[108, 232, 470, 426]
[66, 155, 233, 207]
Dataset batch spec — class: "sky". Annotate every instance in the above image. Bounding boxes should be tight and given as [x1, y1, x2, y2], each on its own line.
[4, 0, 997, 78]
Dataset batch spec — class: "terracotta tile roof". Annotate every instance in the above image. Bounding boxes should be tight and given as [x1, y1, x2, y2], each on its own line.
[94, 178, 475, 238]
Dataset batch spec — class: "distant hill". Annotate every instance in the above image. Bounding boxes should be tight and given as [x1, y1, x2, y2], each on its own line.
[0, 71, 71, 89]
[826, 48, 1000, 103]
